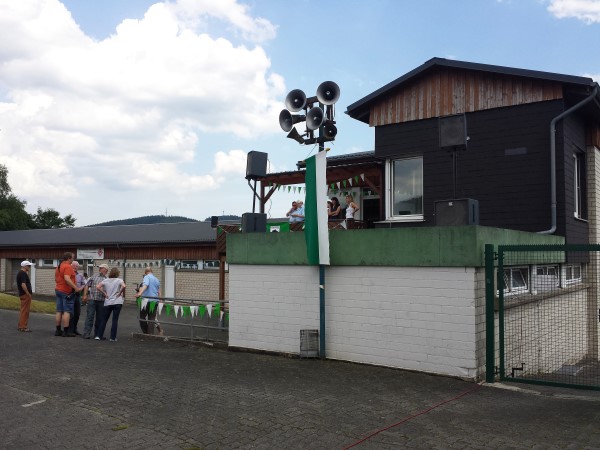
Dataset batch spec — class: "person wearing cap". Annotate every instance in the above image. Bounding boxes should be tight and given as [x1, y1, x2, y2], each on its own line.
[67, 260, 85, 336]
[17, 260, 34, 332]
[81, 264, 109, 339]
[55, 252, 82, 337]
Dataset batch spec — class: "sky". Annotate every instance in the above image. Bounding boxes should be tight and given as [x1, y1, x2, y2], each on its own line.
[1, 0, 600, 226]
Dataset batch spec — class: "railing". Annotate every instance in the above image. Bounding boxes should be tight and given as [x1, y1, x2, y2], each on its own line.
[137, 296, 228, 344]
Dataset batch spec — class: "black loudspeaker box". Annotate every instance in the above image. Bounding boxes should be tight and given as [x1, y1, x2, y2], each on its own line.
[439, 114, 467, 149]
[246, 151, 268, 180]
[434, 199, 479, 226]
[210, 216, 218, 228]
[241, 213, 267, 233]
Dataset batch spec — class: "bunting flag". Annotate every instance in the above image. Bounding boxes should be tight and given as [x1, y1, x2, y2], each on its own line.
[157, 302, 164, 316]
[304, 150, 330, 265]
[190, 305, 198, 317]
[174, 305, 181, 317]
[214, 303, 221, 316]
[136, 297, 141, 309]
[199, 304, 206, 318]
[348, 177, 353, 186]
[336, 181, 341, 190]
[360, 173, 365, 182]
[141, 298, 148, 310]
[149, 302, 157, 313]
[354, 175, 359, 184]
[225, 312, 229, 322]
[166, 304, 173, 316]
[207, 304, 213, 318]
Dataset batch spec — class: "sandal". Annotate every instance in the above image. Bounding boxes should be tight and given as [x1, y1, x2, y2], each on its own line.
[18, 328, 32, 332]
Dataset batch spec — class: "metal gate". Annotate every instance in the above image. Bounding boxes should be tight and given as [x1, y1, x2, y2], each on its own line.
[489, 244, 600, 390]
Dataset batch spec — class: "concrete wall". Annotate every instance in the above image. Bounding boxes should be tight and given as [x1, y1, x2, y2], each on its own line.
[230, 264, 485, 379]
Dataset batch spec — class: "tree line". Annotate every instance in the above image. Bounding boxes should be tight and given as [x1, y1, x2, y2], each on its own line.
[0, 164, 75, 231]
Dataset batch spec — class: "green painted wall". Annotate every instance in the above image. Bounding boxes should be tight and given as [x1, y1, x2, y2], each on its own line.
[226, 226, 565, 267]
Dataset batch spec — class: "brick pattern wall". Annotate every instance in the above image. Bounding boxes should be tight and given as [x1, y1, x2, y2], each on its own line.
[176, 271, 228, 301]
[36, 266, 58, 295]
[229, 264, 480, 379]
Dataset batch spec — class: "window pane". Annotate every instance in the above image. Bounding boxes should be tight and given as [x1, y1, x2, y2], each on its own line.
[392, 158, 423, 216]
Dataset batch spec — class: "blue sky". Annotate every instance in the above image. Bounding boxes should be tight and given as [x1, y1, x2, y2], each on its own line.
[1, 0, 599, 225]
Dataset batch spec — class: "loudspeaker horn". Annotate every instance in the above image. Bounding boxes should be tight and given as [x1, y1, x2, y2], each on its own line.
[306, 106, 325, 131]
[284, 89, 307, 112]
[323, 122, 337, 139]
[316, 81, 340, 105]
[279, 109, 306, 132]
[286, 127, 305, 144]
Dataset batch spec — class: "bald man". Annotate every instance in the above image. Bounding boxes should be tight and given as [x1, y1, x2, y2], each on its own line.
[137, 267, 161, 335]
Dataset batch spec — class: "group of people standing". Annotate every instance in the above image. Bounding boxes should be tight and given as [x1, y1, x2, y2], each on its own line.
[16, 251, 162, 342]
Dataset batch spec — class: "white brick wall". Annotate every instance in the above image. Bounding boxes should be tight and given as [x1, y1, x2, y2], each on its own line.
[229, 264, 480, 378]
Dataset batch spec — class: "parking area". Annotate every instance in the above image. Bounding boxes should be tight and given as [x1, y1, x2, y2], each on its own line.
[1, 306, 600, 449]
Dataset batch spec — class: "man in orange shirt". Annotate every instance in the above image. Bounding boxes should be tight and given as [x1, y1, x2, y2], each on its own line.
[55, 252, 82, 337]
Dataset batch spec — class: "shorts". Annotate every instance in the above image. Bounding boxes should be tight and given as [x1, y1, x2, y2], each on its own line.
[55, 290, 74, 314]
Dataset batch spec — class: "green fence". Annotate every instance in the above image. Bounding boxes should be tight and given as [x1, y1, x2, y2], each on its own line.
[487, 244, 600, 390]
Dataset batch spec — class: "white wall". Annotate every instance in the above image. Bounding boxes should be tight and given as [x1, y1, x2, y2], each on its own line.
[229, 264, 480, 379]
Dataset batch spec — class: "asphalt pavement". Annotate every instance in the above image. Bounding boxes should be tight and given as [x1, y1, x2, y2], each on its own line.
[1, 305, 600, 449]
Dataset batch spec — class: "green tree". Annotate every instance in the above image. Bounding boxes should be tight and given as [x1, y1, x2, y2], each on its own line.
[0, 164, 76, 230]
[31, 207, 75, 229]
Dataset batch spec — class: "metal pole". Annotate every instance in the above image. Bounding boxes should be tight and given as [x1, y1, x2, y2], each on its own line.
[318, 110, 326, 358]
[485, 244, 495, 383]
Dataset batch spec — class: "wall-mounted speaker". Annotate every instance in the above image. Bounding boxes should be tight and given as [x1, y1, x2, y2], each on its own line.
[434, 198, 479, 226]
[241, 212, 267, 233]
[246, 151, 268, 180]
[439, 114, 468, 149]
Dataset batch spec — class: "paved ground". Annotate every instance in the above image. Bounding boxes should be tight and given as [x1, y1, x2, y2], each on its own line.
[2, 306, 600, 450]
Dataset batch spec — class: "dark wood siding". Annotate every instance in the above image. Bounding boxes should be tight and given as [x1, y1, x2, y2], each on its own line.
[375, 100, 577, 236]
[370, 68, 564, 127]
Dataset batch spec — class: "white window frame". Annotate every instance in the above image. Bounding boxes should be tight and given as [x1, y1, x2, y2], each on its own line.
[503, 266, 529, 295]
[385, 156, 424, 221]
[562, 263, 582, 285]
[39, 259, 56, 267]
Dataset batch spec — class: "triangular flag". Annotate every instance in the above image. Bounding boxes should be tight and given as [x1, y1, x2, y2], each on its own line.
[342, 180, 347, 188]
[360, 173, 365, 182]
[287, 186, 291, 193]
[149, 302, 156, 313]
[225, 312, 229, 322]
[141, 298, 148, 310]
[136, 297, 141, 309]
[190, 305, 198, 317]
[219, 311, 224, 321]
[207, 304, 213, 318]
[354, 175, 359, 184]
[174, 305, 181, 317]
[166, 304, 173, 316]
[199, 304, 206, 318]
[214, 303, 221, 316]
[348, 177, 353, 186]
[157, 302, 164, 316]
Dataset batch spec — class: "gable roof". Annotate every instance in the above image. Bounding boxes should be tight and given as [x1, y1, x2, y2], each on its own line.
[0, 222, 217, 248]
[346, 57, 597, 124]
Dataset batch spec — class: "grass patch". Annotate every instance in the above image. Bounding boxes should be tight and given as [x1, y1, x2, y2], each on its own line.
[112, 424, 129, 431]
[0, 293, 56, 314]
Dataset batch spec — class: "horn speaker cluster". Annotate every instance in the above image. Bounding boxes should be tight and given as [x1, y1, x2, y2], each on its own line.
[279, 81, 340, 145]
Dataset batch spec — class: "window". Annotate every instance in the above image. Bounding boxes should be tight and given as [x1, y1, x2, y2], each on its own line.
[503, 267, 529, 295]
[564, 264, 582, 285]
[39, 259, 56, 267]
[386, 157, 423, 220]
[533, 265, 559, 292]
[574, 152, 585, 219]
[203, 260, 220, 270]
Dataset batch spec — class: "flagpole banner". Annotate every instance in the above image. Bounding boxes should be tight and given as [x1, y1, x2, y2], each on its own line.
[304, 150, 330, 265]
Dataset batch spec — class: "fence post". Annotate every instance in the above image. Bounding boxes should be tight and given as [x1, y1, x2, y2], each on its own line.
[485, 244, 495, 383]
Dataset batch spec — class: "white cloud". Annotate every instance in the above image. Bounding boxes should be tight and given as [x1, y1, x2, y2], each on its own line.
[547, 0, 600, 23]
[0, 0, 286, 224]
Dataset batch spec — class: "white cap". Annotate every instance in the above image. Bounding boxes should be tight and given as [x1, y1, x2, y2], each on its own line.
[21, 261, 34, 267]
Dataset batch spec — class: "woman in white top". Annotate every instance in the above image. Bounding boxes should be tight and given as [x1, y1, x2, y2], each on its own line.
[95, 267, 126, 341]
[345, 194, 359, 220]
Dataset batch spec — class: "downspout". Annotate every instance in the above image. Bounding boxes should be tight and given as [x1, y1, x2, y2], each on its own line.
[539, 85, 599, 234]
